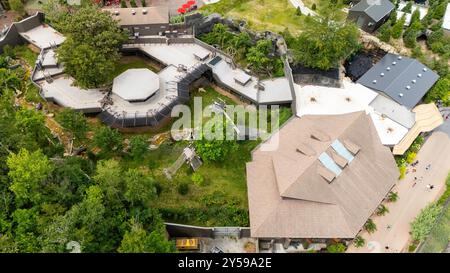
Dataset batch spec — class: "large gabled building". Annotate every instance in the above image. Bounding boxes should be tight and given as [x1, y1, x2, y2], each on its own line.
[246, 112, 398, 239]
[347, 0, 395, 32]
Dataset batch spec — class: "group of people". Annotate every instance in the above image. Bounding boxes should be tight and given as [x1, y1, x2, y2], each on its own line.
[411, 163, 432, 190]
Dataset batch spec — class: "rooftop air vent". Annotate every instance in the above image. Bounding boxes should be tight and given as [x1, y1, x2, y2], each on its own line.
[392, 61, 397, 65]
[412, 79, 416, 84]
[417, 73, 422, 78]
[399, 93, 404, 97]
[423, 68, 428, 72]
[372, 80, 377, 84]
[406, 85, 411, 90]
[114, 10, 119, 16]
[142, 9, 147, 14]
[380, 72, 385, 77]
[398, 56, 402, 60]
[386, 67, 391, 71]
[131, 10, 136, 15]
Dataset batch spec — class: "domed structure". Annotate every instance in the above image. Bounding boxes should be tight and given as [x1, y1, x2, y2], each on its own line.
[112, 68, 160, 102]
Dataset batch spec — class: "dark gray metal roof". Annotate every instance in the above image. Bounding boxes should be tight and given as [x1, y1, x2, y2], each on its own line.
[350, 0, 395, 22]
[357, 53, 439, 109]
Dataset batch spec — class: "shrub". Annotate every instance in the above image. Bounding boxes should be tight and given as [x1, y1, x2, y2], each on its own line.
[399, 165, 406, 180]
[364, 219, 377, 234]
[387, 191, 399, 203]
[130, 0, 137, 8]
[327, 243, 346, 253]
[177, 183, 189, 195]
[191, 173, 205, 186]
[410, 203, 443, 241]
[353, 236, 365, 248]
[121, 0, 127, 8]
[141, 0, 146, 7]
[376, 204, 389, 216]
[311, 3, 316, 10]
[378, 22, 391, 42]
[296, 7, 302, 16]
[406, 152, 417, 164]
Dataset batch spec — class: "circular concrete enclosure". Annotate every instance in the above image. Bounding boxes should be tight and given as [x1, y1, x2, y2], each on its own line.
[112, 68, 160, 102]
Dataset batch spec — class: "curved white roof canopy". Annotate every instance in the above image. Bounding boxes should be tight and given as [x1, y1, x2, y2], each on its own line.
[112, 68, 160, 102]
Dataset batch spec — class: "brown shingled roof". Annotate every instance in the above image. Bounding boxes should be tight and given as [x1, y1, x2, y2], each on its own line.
[246, 111, 398, 238]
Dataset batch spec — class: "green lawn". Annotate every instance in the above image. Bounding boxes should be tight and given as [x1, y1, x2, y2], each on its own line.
[201, 0, 305, 35]
[109, 55, 161, 82]
[200, 0, 344, 35]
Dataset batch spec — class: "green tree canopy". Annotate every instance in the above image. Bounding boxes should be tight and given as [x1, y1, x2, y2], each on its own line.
[7, 149, 54, 206]
[56, 108, 89, 141]
[123, 168, 157, 206]
[289, 11, 360, 70]
[129, 136, 148, 161]
[92, 126, 123, 157]
[57, 6, 127, 88]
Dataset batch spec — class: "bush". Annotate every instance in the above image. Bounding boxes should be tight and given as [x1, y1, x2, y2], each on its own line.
[388, 191, 399, 203]
[399, 165, 406, 180]
[364, 219, 377, 234]
[378, 22, 391, 42]
[121, 0, 127, 8]
[141, 0, 146, 7]
[411, 203, 443, 241]
[9, 0, 25, 15]
[177, 183, 189, 195]
[130, 0, 137, 8]
[406, 151, 417, 164]
[311, 3, 316, 10]
[353, 236, 365, 248]
[327, 243, 346, 253]
[191, 173, 205, 186]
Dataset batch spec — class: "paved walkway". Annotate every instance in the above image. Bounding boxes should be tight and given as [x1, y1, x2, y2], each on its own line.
[288, 0, 318, 16]
[347, 130, 450, 253]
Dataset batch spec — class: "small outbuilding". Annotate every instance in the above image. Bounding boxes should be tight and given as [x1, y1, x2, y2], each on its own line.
[347, 0, 395, 32]
[112, 68, 160, 102]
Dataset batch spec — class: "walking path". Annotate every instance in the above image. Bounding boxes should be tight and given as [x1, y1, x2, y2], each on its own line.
[288, 0, 318, 16]
[347, 130, 450, 253]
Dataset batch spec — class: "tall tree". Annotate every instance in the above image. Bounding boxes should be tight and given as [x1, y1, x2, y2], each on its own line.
[123, 168, 157, 206]
[56, 108, 89, 142]
[7, 149, 54, 206]
[289, 10, 360, 70]
[57, 6, 127, 88]
[92, 126, 123, 157]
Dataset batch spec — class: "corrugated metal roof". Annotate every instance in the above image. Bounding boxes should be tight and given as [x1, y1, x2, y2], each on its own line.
[357, 53, 439, 109]
[350, 0, 395, 22]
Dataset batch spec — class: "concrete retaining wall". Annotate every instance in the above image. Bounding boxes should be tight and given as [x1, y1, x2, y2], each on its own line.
[0, 12, 44, 53]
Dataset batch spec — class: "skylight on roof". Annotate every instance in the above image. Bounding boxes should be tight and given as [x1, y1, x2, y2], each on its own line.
[331, 139, 355, 163]
[318, 152, 342, 177]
